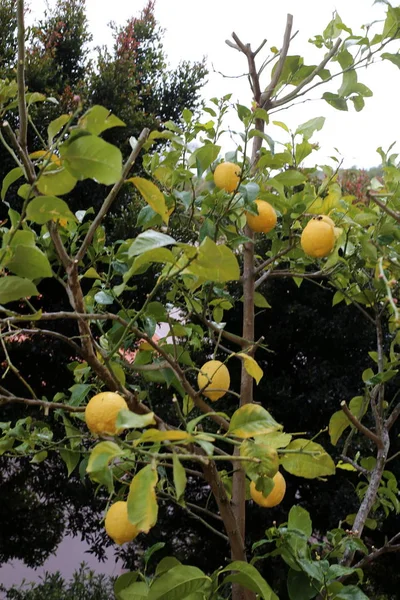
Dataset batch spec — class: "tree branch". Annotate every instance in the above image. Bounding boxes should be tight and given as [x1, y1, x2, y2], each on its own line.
[271, 37, 342, 109]
[0, 394, 85, 412]
[386, 402, 400, 430]
[369, 191, 400, 223]
[17, 0, 28, 152]
[260, 14, 293, 109]
[340, 401, 383, 448]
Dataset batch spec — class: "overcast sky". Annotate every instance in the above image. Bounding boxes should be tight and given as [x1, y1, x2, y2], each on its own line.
[28, 0, 400, 168]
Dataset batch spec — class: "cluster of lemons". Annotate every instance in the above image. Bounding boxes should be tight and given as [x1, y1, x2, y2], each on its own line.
[214, 161, 337, 258]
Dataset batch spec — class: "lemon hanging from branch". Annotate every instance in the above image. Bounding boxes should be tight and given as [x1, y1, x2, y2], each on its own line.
[197, 360, 230, 401]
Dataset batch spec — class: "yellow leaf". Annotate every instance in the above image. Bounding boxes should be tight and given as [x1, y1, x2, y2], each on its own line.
[308, 183, 342, 215]
[82, 267, 102, 279]
[128, 177, 170, 224]
[137, 429, 192, 443]
[237, 353, 263, 384]
[127, 465, 158, 533]
[336, 460, 357, 472]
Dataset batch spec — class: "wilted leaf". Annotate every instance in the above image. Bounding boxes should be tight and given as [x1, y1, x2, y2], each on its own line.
[237, 353, 263, 384]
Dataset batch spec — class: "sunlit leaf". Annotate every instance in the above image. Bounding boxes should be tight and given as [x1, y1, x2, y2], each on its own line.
[127, 464, 158, 533]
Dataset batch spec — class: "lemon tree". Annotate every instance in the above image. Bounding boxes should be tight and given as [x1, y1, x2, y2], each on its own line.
[1, 3, 400, 600]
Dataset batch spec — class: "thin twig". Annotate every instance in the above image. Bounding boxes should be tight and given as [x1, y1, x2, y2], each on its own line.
[339, 455, 370, 477]
[386, 402, 400, 431]
[0, 394, 85, 412]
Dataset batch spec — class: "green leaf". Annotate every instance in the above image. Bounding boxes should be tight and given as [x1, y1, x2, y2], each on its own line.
[94, 291, 114, 305]
[124, 248, 175, 280]
[295, 117, 325, 139]
[0, 276, 38, 304]
[185, 237, 240, 283]
[237, 353, 263, 384]
[258, 432, 292, 449]
[338, 69, 358, 97]
[60, 135, 122, 185]
[116, 409, 156, 429]
[288, 505, 312, 537]
[129, 177, 170, 224]
[274, 170, 307, 186]
[221, 561, 278, 600]
[59, 448, 80, 476]
[36, 165, 78, 196]
[148, 566, 210, 600]
[173, 453, 187, 501]
[114, 572, 140, 600]
[6, 245, 52, 280]
[86, 441, 124, 474]
[128, 465, 158, 533]
[228, 404, 282, 438]
[1, 167, 23, 201]
[329, 396, 365, 446]
[253, 292, 271, 308]
[240, 439, 279, 480]
[287, 569, 316, 600]
[382, 52, 400, 69]
[189, 143, 220, 176]
[334, 585, 369, 600]
[155, 557, 182, 577]
[128, 230, 176, 258]
[47, 114, 70, 144]
[78, 105, 125, 135]
[322, 93, 348, 111]
[280, 439, 336, 478]
[120, 582, 149, 600]
[26, 196, 76, 224]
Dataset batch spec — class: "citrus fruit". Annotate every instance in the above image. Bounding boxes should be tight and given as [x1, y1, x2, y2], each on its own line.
[104, 501, 138, 545]
[318, 214, 335, 229]
[85, 391, 128, 435]
[246, 200, 277, 233]
[300, 216, 335, 258]
[214, 162, 240, 193]
[250, 471, 286, 508]
[197, 360, 230, 401]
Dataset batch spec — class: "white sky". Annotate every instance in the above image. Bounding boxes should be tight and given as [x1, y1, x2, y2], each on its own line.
[28, 0, 400, 168]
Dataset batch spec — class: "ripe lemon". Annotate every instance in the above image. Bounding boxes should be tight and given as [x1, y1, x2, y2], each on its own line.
[214, 162, 240, 193]
[197, 360, 230, 401]
[318, 214, 335, 229]
[105, 501, 138, 545]
[300, 216, 335, 258]
[246, 200, 277, 233]
[250, 471, 286, 508]
[85, 391, 128, 435]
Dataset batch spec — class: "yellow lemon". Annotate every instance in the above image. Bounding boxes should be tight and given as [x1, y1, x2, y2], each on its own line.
[214, 162, 240, 193]
[300, 216, 335, 258]
[85, 391, 128, 435]
[318, 214, 335, 229]
[104, 501, 138, 545]
[197, 360, 230, 401]
[250, 471, 286, 508]
[246, 200, 277, 233]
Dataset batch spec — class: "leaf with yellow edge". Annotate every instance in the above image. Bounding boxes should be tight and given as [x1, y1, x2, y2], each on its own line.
[137, 429, 193, 444]
[82, 267, 102, 279]
[307, 182, 342, 214]
[228, 404, 282, 439]
[127, 464, 158, 533]
[128, 177, 170, 224]
[237, 353, 263, 384]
